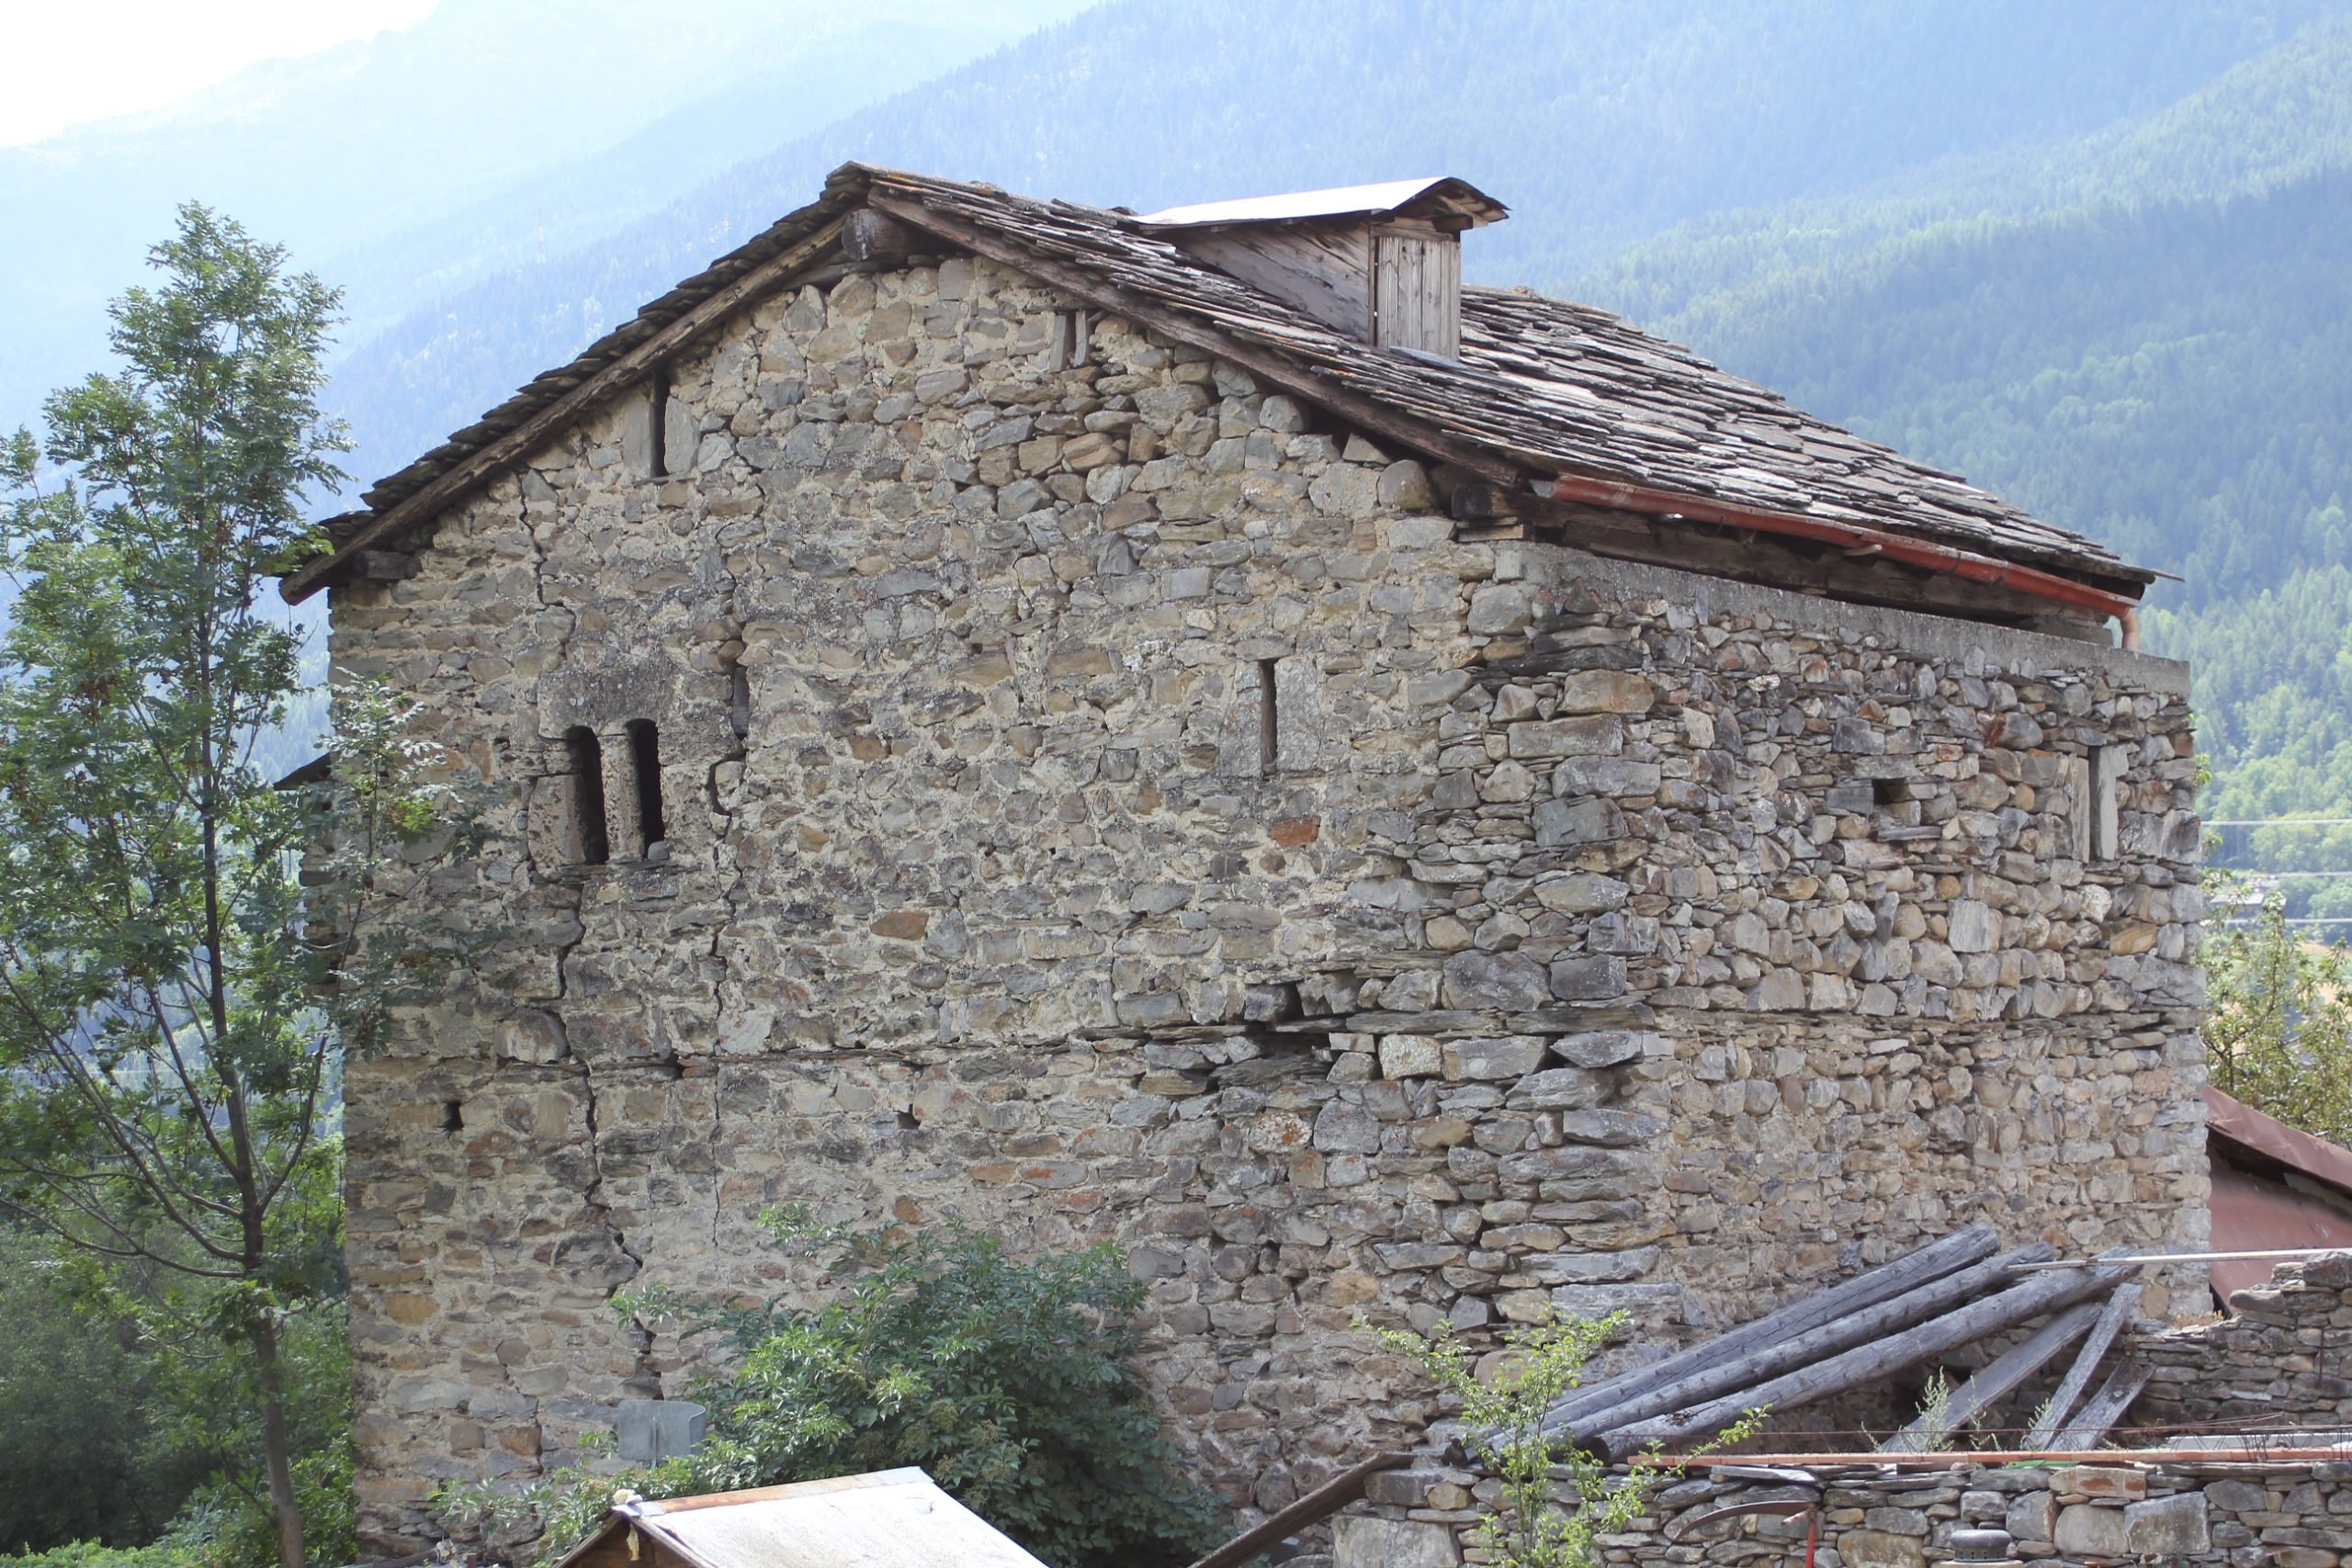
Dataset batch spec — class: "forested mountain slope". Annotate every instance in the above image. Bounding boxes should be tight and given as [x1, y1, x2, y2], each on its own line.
[325, 0, 2336, 479]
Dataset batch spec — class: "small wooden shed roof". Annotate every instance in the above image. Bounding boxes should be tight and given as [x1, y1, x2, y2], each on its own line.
[550, 1469, 1049, 1568]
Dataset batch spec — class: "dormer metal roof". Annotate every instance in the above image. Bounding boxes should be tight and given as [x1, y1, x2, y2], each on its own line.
[1134, 175, 1507, 231]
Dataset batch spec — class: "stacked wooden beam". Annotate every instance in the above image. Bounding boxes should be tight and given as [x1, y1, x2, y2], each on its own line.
[1520, 1227, 2144, 1460]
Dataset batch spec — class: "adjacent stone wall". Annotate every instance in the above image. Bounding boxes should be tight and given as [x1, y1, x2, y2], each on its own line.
[2140, 1253, 2352, 1435]
[330, 251, 2208, 1548]
[1346, 1460, 2352, 1568]
[1342, 1258, 2352, 1568]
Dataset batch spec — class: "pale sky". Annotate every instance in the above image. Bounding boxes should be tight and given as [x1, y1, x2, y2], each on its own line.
[2, 0, 441, 148]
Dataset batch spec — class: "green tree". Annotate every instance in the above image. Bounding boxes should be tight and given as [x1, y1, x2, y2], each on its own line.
[0, 206, 474, 1568]
[2204, 876, 2352, 1143]
[0, 1229, 211, 1552]
[1368, 1312, 1765, 1568]
[444, 1210, 1227, 1568]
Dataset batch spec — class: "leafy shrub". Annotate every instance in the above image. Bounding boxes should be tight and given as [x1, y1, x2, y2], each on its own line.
[0, 1547, 178, 1568]
[444, 1211, 1227, 1567]
[1369, 1311, 1765, 1568]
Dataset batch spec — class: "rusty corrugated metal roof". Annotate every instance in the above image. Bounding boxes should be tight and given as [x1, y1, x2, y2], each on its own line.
[2206, 1086, 2352, 1305]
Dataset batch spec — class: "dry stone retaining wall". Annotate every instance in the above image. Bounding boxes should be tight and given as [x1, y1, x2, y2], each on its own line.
[329, 254, 2208, 1548]
[1343, 1258, 2352, 1568]
[1347, 1461, 2352, 1568]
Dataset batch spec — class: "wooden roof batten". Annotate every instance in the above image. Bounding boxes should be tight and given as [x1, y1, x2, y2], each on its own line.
[281, 163, 2160, 637]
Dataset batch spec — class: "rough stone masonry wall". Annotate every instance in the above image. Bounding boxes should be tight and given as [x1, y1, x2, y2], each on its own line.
[1342, 1258, 2352, 1568]
[328, 253, 2208, 1549]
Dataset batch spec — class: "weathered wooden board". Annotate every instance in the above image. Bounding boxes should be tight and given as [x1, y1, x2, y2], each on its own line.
[2024, 1281, 2143, 1448]
[1556, 1239, 2048, 1448]
[1536, 1224, 2003, 1442]
[1596, 1259, 2137, 1458]
[2050, 1356, 2153, 1450]
[1182, 224, 1372, 340]
[1881, 1297, 2106, 1451]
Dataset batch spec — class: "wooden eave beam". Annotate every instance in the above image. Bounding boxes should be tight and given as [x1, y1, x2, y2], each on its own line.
[864, 190, 1522, 488]
[1458, 489, 2109, 632]
[279, 216, 849, 603]
[1533, 472, 2146, 619]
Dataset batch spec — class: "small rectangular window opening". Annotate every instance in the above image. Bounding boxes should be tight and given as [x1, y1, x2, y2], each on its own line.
[626, 718, 667, 851]
[442, 1099, 465, 1133]
[1047, 309, 1091, 370]
[565, 726, 610, 865]
[1871, 777, 1912, 807]
[1255, 659, 1278, 779]
[648, 371, 672, 479]
[2092, 744, 2122, 861]
[727, 658, 752, 742]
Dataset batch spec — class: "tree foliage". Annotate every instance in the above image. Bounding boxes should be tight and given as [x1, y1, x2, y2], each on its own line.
[2204, 876, 2352, 1142]
[0, 205, 477, 1568]
[443, 1211, 1227, 1568]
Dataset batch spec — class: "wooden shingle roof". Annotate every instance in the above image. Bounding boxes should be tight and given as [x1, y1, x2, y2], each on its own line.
[293, 163, 2153, 602]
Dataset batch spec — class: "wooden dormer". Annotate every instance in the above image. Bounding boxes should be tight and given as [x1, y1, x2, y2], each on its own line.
[1135, 176, 1506, 359]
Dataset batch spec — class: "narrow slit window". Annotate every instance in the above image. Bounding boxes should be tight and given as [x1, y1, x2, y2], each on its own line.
[1047, 308, 1091, 370]
[2092, 744, 2123, 861]
[726, 656, 752, 742]
[648, 372, 672, 479]
[565, 726, 610, 865]
[626, 718, 666, 852]
[442, 1100, 465, 1133]
[1256, 659, 1278, 779]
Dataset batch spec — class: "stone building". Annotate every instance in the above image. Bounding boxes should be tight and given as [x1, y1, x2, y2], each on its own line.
[282, 165, 2207, 1551]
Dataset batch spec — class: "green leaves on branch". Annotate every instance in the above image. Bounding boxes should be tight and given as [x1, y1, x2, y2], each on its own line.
[1367, 1311, 1766, 1568]
[0, 203, 488, 1568]
[441, 1211, 1227, 1568]
[2203, 873, 2352, 1143]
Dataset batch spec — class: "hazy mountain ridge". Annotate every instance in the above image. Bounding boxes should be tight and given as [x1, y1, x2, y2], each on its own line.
[0, 0, 1086, 430]
[322, 0, 2336, 479]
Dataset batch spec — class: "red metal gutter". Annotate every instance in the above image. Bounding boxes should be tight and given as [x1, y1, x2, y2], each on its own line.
[1532, 474, 2145, 643]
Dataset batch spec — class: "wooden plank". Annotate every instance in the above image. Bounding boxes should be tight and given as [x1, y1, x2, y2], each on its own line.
[1182, 224, 1372, 340]
[2050, 1356, 2152, 1450]
[865, 192, 1521, 487]
[1594, 1258, 2137, 1460]
[1535, 1224, 2002, 1441]
[1504, 499, 2110, 633]
[1182, 1450, 1412, 1568]
[842, 207, 914, 265]
[281, 216, 847, 602]
[1552, 1239, 2045, 1448]
[2024, 1280, 2142, 1448]
[1881, 1297, 2106, 1451]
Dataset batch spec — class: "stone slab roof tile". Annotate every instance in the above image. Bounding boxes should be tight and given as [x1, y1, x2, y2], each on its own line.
[336, 162, 2152, 592]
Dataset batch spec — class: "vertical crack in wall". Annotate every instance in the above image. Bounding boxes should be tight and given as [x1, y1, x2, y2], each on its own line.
[576, 1061, 660, 1398]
